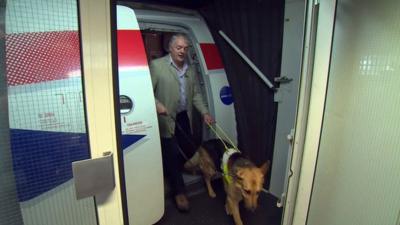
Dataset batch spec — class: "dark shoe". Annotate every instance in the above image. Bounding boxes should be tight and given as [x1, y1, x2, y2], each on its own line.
[174, 193, 190, 212]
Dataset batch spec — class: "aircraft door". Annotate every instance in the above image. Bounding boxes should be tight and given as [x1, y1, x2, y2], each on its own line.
[116, 5, 164, 225]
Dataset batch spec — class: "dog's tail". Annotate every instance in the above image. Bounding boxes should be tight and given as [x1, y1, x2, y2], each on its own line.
[184, 151, 200, 173]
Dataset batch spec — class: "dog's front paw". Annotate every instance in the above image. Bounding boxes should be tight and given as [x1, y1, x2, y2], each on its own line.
[225, 203, 231, 215]
[208, 191, 216, 198]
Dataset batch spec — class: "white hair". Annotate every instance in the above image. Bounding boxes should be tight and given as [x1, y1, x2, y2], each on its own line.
[168, 33, 190, 52]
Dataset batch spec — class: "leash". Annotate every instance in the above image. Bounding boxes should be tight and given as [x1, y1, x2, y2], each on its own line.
[206, 122, 238, 152]
[166, 113, 238, 158]
[164, 114, 198, 161]
[164, 111, 238, 153]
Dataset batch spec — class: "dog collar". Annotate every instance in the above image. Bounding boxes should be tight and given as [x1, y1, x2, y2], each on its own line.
[221, 148, 240, 184]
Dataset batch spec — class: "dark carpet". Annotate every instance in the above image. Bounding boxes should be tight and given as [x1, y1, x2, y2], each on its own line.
[155, 179, 282, 225]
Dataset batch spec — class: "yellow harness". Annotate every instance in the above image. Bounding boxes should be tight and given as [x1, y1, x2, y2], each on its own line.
[207, 122, 240, 184]
[221, 148, 240, 184]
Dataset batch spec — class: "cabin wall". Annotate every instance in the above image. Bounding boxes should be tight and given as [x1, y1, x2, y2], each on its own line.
[307, 0, 400, 224]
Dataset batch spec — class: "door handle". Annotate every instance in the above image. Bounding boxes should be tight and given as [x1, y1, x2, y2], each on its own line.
[274, 76, 293, 83]
[72, 152, 115, 200]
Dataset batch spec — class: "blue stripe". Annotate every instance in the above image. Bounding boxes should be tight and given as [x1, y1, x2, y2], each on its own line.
[10, 129, 90, 202]
[10, 129, 146, 202]
[121, 134, 145, 150]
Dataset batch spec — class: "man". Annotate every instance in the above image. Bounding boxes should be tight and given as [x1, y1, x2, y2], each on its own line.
[149, 33, 214, 212]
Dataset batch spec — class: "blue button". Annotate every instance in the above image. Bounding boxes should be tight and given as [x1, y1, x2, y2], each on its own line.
[220, 86, 233, 105]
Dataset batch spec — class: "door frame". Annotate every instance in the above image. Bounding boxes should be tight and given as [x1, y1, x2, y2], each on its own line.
[282, 0, 337, 224]
[269, 0, 306, 199]
[79, 0, 125, 224]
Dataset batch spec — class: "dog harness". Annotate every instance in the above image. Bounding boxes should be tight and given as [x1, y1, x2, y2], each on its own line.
[221, 148, 240, 184]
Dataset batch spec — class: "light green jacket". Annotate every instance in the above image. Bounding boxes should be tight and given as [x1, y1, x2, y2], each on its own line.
[150, 55, 209, 138]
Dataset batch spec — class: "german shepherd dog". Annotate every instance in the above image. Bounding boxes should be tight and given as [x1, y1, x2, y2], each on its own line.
[184, 139, 270, 225]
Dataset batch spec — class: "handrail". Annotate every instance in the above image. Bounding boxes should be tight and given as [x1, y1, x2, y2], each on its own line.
[218, 30, 275, 90]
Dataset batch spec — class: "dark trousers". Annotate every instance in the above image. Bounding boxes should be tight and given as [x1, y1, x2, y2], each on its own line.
[175, 111, 197, 159]
[161, 111, 197, 196]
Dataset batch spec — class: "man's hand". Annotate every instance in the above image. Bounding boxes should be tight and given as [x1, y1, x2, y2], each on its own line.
[156, 102, 168, 115]
[203, 113, 215, 125]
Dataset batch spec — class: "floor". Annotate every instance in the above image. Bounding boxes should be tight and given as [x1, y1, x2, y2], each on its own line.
[155, 178, 283, 225]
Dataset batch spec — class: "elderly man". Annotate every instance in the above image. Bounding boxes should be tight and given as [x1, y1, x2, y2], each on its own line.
[149, 33, 214, 212]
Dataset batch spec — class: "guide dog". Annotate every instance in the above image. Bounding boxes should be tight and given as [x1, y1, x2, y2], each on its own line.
[184, 139, 270, 225]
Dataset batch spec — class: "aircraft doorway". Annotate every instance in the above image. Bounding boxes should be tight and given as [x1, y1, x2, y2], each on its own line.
[139, 29, 283, 225]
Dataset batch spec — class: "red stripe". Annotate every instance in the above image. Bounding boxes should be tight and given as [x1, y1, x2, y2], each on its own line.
[6, 30, 159, 86]
[200, 43, 224, 70]
[6, 31, 81, 86]
[117, 30, 148, 68]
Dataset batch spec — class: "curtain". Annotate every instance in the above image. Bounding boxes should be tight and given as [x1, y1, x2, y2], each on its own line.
[199, 0, 284, 172]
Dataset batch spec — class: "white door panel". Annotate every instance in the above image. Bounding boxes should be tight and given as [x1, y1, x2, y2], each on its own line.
[117, 6, 164, 225]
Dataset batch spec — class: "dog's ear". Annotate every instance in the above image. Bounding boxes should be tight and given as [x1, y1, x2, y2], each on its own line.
[235, 168, 245, 181]
[259, 160, 271, 175]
